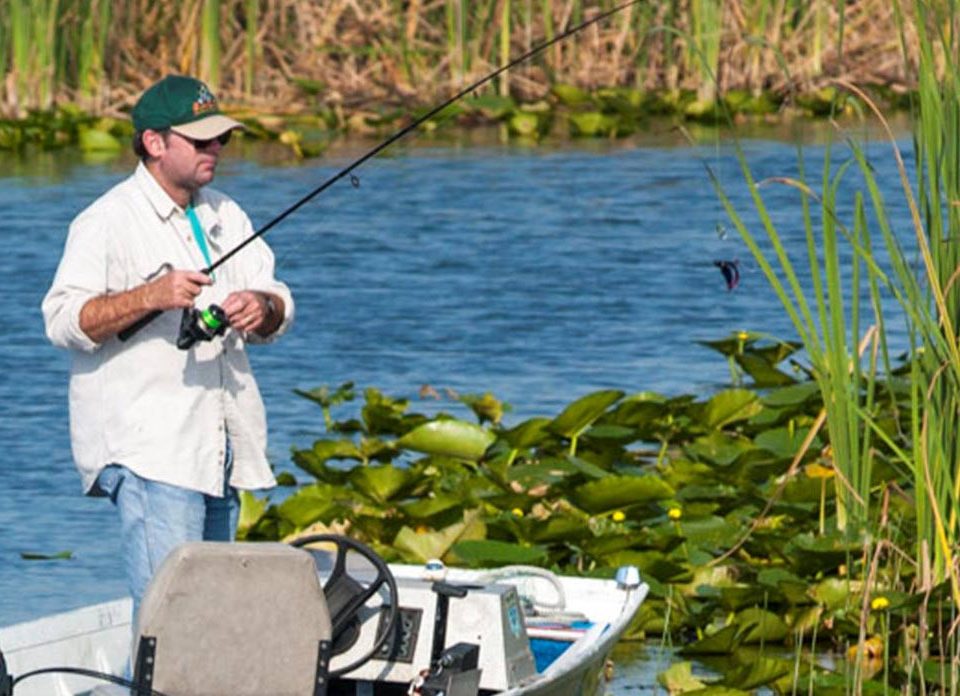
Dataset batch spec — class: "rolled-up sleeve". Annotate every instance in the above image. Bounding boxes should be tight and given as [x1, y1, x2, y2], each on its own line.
[42, 210, 107, 353]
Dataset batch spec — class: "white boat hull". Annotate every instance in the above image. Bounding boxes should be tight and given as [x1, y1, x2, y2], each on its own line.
[0, 563, 647, 696]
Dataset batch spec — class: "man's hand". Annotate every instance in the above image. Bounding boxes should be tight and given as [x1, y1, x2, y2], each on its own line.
[79, 269, 212, 344]
[222, 290, 283, 337]
[145, 270, 212, 310]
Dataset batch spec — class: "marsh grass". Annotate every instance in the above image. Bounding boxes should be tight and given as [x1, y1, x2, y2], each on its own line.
[0, 0, 929, 118]
[702, 0, 960, 685]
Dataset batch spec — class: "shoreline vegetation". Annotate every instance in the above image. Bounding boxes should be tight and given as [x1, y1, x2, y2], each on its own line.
[0, 0, 928, 156]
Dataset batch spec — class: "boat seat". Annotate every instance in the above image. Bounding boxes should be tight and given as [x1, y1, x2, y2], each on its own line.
[133, 542, 332, 696]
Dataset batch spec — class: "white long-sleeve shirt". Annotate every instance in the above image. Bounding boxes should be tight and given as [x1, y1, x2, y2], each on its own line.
[42, 162, 294, 496]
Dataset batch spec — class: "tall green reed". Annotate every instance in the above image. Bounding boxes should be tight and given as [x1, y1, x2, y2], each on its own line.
[689, 0, 721, 102]
[243, 0, 258, 100]
[200, 0, 221, 90]
[8, 0, 60, 114]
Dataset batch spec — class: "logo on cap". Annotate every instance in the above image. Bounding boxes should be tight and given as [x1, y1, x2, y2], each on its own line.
[194, 85, 218, 117]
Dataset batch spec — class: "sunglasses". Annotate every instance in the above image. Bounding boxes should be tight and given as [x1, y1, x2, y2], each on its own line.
[176, 130, 232, 150]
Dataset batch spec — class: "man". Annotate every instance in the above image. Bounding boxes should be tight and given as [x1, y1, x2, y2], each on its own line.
[42, 75, 294, 619]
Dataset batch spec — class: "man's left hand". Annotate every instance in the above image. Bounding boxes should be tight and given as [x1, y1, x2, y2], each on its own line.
[222, 291, 276, 335]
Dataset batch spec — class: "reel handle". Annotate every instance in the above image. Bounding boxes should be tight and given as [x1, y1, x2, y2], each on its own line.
[118, 309, 162, 342]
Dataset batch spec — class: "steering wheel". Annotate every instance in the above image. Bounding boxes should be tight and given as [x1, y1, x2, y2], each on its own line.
[289, 533, 400, 677]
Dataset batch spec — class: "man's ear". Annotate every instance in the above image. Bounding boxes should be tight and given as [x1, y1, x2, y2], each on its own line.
[142, 129, 167, 158]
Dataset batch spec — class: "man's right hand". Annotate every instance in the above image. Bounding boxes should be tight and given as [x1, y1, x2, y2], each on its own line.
[79, 269, 212, 344]
[145, 270, 212, 311]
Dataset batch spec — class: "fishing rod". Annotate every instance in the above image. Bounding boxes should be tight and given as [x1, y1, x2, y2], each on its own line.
[119, 0, 642, 344]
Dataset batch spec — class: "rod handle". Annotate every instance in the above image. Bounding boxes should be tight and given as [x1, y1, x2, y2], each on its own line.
[118, 309, 163, 342]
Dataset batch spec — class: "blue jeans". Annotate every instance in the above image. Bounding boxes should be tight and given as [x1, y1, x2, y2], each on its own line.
[95, 458, 240, 622]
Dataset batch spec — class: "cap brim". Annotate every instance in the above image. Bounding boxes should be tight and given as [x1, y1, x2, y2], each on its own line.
[171, 114, 244, 139]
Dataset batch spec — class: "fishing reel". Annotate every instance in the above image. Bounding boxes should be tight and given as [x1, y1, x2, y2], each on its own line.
[177, 304, 227, 350]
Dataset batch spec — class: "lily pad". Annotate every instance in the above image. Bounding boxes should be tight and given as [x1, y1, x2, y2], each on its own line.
[349, 464, 413, 503]
[500, 417, 552, 449]
[400, 494, 463, 519]
[78, 128, 121, 152]
[658, 661, 707, 692]
[276, 484, 339, 528]
[571, 475, 674, 513]
[397, 419, 494, 461]
[237, 490, 269, 538]
[721, 653, 790, 690]
[680, 625, 740, 655]
[394, 510, 486, 563]
[549, 389, 624, 439]
[733, 608, 789, 643]
[701, 389, 763, 429]
[551, 83, 593, 107]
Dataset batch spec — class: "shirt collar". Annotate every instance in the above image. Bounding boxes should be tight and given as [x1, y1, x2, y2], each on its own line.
[135, 161, 180, 221]
[134, 162, 224, 247]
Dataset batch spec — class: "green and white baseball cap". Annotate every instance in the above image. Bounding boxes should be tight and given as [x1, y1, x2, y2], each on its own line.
[132, 75, 243, 139]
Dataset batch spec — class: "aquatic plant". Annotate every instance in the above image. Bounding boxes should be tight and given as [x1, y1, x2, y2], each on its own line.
[235, 333, 930, 691]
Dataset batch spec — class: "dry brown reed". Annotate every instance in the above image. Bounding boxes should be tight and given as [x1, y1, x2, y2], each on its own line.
[0, 0, 931, 118]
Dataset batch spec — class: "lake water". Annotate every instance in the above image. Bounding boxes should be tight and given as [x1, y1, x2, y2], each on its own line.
[0, 118, 913, 690]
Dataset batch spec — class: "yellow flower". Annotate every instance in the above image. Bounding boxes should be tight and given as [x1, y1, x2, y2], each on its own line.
[871, 596, 890, 611]
[668, 507, 682, 520]
[511, 508, 524, 518]
[612, 510, 626, 522]
[737, 331, 749, 341]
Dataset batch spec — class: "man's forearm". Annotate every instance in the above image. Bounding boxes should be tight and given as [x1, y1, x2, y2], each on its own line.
[78, 286, 155, 344]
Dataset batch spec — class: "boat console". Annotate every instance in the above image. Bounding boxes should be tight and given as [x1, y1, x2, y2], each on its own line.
[335, 575, 538, 691]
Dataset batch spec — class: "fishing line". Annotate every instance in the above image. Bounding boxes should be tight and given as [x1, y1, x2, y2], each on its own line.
[119, 0, 643, 342]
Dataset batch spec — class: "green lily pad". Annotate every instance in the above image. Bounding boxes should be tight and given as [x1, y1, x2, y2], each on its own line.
[549, 389, 624, 439]
[762, 381, 821, 407]
[301, 439, 363, 468]
[348, 464, 413, 503]
[552, 83, 593, 107]
[678, 516, 743, 553]
[720, 653, 790, 690]
[394, 510, 486, 563]
[684, 431, 753, 467]
[788, 533, 862, 576]
[571, 475, 674, 513]
[528, 515, 592, 543]
[601, 550, 691, 583]
[809, 576, 854, 610]
[680, 625, 740, 655]
[78, 128, 121, 152]
[753, 425, 820, 459]
[701, 389, 763, 429]
[466, 94, 516, 119]
[658, 661, 707, 692]
[508, 111, 542, 137]
[500, 417, 552, 449]
[451, 539, 548, 566]
[734, 353, 796, 387]
[276, 484, 339, 528]
[397, 419, 495, 461]
[237, 490, 269, 538]
[733, 608, 789, 643]
[400, 494, 463, 519]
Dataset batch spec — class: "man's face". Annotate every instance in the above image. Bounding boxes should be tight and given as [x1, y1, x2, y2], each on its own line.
[142, 128, 227, 201]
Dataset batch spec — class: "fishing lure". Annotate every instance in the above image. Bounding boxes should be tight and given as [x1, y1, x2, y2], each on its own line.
[120, 0, 643, 342]
[714, 260, 740, 291]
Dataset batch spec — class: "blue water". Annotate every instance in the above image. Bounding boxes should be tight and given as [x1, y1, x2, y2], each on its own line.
[0, 121, 912, 633]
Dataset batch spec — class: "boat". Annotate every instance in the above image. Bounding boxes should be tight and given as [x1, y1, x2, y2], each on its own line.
[0, 534, 648, 696]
